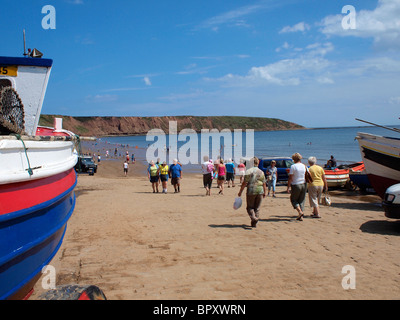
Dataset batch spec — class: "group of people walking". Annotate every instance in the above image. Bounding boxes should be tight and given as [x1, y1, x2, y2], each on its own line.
[201, 157, 238, 196]
[147, 159, 182, 193]
[143, 152, 328, 227]
[237, 153, 328, 228]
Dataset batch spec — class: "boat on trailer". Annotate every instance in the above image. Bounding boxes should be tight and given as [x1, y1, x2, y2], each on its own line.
[0, 54, 81, 300]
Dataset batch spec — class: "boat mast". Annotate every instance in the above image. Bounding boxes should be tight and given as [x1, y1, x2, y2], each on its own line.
[23, 30, 27, 57]
[355, 118, 400, 134]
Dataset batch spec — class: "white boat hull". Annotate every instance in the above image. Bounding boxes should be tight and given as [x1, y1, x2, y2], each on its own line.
[0, 137, 77, 185]
[356, 132, 400, 198]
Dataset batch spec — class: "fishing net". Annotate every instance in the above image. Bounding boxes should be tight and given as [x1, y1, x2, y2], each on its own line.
[0, 87, 25, 135]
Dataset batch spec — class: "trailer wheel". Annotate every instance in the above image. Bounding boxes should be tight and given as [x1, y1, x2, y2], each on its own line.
[38, 285, 106, 300]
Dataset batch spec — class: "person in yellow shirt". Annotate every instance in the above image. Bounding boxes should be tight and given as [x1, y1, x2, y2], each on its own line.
[307, 156, 328, 218]
[148, 160, 159, 193]
[158, 161, 169, 194]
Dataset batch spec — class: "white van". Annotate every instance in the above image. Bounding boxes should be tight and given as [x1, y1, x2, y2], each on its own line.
[382, 183, 400, 219]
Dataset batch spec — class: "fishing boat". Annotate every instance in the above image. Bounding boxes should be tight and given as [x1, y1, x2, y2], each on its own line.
[324, 167, 349, 188]
[348, 162, 374, 192]
[355, 132, 400, 199]
[0, 54, 79, 300]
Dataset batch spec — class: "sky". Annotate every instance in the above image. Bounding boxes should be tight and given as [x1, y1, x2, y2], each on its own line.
[1, 0, 400, 128]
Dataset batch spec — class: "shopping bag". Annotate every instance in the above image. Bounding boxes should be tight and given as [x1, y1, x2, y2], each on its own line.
[321, 191, 331, 206]
[233, 197, 242, 210]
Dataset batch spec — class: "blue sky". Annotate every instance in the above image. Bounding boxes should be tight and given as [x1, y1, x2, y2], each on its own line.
[1, 0, 400, 128]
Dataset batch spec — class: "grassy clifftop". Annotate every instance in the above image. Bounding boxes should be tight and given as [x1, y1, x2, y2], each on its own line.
[39, 115, 305, 136]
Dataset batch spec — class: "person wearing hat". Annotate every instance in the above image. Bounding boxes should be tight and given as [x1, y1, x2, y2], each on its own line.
[158, 161, 169, 193]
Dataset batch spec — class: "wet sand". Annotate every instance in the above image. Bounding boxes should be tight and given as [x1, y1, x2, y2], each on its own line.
[31, 157, 400, 300]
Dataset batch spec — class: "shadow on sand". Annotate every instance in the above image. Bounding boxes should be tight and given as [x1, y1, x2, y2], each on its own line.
[360, 220, 400, 236]
[208, 224, 253, 230]
[330, 202, 383, 212]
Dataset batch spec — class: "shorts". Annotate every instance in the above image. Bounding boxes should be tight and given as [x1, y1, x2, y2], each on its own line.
[124, 168, 128, 173]
[160, 174, 169, 182]
[203, 173, 212, 188]
[308, 185, 323, 207]
[290, 183, 307, 211]
[150, 176, 159, 183]
[226, 172, 234, 181]
[171, 177, 180, 185]
[217, 175, 225, 181]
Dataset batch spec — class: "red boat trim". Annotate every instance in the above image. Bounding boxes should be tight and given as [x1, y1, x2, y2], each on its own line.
[0, 169, 76, 216]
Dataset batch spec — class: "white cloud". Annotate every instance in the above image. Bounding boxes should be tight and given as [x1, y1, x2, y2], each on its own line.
[196, 4, 263, 31]
[319, 0, 400, 50]
[208, 42, 334, 86]
[279, 22, 311, 33]
[275, 41, 290, 52]
[389, 96, 400, 104]
[66, 0, 83, 4]
[144, 76, 152, 86]
[85, 94, 117, 103]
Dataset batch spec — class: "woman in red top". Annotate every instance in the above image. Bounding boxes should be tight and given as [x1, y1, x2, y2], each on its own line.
[216, 159, 226, 195]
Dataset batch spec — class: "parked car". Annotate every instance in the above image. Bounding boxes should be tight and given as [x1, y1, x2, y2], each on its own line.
[75, 155, 97, 175]
[258, 157, 294, 182]
[382, 183, 400, 219]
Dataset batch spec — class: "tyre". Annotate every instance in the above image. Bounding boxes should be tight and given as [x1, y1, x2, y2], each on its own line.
[38, 285, 106, 300]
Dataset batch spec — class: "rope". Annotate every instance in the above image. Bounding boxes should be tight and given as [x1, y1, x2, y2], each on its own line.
[74, 134, 83, 173]
[14, 134, 33, 176]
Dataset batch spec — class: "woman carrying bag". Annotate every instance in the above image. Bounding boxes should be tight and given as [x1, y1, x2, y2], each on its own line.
[307, 156, 328, 218]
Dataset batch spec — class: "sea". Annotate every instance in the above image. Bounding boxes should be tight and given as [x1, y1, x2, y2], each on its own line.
[96, 125, 400, 173]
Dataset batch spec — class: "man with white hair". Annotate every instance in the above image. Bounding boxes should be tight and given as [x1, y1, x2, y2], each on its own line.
[169, 158, 182, 193]
[307, 156, 328, 218]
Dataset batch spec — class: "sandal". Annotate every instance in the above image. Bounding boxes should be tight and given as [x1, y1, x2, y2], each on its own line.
[296, 213, 304, 221]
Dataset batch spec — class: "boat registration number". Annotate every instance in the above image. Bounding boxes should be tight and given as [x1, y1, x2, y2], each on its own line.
[0, 65, 18, 77]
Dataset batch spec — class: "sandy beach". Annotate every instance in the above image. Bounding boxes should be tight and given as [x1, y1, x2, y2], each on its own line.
[31, 154, 400, 300]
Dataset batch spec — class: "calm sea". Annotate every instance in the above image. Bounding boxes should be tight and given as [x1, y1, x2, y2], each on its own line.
[100, 125, 400, 172]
